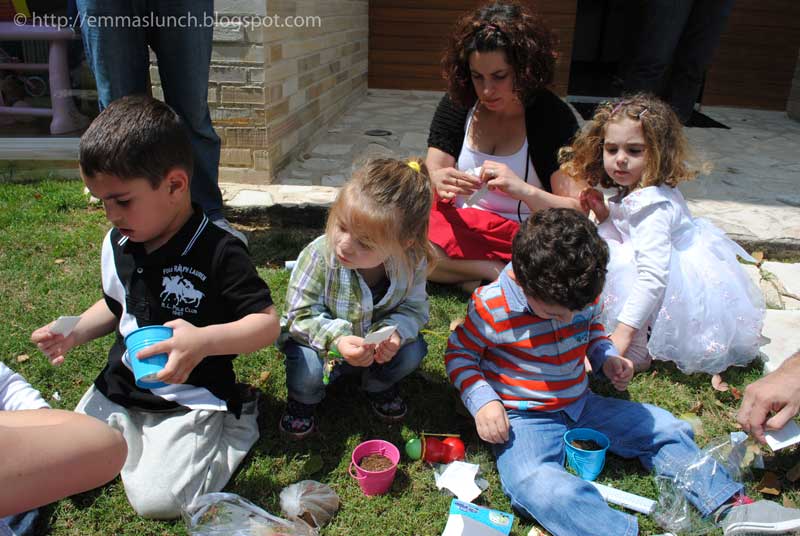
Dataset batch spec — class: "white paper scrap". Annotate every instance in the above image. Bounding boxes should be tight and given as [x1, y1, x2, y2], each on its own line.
[434, 461, 483, 503]
[765, 420, 800, 451]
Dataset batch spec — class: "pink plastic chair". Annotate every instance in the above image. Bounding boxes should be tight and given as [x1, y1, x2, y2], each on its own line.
[0, 1, 89, 134]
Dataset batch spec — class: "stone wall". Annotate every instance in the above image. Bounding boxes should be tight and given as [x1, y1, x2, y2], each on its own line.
[788, 49, 800, 121]
[151, 0, 368, 184]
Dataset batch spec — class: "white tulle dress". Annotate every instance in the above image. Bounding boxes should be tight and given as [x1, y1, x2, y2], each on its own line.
[599, 185, 765, 374]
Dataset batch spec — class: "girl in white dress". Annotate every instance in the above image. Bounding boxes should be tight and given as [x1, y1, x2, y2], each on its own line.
[559, 94, 764, 375]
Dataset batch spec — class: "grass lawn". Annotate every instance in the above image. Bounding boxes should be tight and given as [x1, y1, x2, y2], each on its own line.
[1, 179, 797, 536]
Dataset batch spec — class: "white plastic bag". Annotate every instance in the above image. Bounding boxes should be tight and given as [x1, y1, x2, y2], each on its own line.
[279, 480, 339, 528]
[182, 492, 317, 536]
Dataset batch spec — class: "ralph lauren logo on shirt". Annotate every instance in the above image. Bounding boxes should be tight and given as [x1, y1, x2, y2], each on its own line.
[160, 264, 207, 315]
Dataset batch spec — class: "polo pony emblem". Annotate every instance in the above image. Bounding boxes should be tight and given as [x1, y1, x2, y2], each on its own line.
[160, 275, 205, 308]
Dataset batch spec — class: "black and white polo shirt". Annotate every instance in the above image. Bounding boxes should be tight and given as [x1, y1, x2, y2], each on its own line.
[96, 205, 272, 416]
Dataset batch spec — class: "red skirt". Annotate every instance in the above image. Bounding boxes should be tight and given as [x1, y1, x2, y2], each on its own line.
[428, 197, 520, 262]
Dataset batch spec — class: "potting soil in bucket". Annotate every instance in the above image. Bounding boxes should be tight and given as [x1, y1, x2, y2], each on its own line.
[563, 428, 610, 481]
[348, 439, 400, 496]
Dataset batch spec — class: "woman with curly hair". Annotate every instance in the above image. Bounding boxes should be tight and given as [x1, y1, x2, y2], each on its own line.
[426, 1, 585, 290]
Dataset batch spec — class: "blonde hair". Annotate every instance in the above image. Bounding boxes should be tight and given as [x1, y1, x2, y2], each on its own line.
[325, 157, 436, 277]
[559, 93, 709, 192]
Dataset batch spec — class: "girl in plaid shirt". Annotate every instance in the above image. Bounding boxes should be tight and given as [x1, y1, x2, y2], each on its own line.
[278, 158, 435, 438]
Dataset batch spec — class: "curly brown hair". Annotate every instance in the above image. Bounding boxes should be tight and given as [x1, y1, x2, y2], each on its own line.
[559, 93, 709, 191]
[441, 1, 557, 108]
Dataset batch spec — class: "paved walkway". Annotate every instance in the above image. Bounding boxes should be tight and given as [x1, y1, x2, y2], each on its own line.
[223, 88, 800, 252]
[220, 89, 800, 372]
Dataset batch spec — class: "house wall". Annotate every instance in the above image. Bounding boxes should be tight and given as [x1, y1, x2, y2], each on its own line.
[151, 0, 369, 184]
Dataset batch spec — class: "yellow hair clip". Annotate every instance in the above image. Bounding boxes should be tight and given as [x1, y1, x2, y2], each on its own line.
[407, 161, 421, 173]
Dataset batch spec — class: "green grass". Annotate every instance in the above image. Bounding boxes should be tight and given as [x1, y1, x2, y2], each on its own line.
[1, 179, 797, 536]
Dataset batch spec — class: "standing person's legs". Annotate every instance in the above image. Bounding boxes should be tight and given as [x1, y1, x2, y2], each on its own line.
[494, 410, 638, 536]
[667, 0, 735, 123]
[148, 0, 224, 221]
[624, 0, 694, 95]
[577, 392, 742, 516]
[76, 0, 150, 108]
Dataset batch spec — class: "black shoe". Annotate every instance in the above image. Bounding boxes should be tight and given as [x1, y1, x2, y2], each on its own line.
[279, 399, 316, 440]
[367, 386, 407, 422]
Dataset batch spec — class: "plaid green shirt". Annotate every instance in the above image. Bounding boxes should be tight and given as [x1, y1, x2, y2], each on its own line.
[279, 235, 429, 355]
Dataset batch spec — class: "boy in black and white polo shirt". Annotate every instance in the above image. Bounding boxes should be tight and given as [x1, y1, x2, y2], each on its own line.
[31, 95, 280, 519]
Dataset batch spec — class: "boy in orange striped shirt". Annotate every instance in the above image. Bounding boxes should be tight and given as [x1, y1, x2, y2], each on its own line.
[446, 208, 757, 536]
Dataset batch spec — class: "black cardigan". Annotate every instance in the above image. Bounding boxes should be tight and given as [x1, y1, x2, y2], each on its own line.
[426, 89, 579, 193]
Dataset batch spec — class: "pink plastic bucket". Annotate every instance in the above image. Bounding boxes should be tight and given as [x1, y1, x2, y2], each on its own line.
[348, 439, 400, 496]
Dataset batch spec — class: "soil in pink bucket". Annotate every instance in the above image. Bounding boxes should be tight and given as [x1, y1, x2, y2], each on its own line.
[359, 454, 393, 472]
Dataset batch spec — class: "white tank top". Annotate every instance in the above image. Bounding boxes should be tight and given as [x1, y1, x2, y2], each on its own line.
[455, 105, 542, 221]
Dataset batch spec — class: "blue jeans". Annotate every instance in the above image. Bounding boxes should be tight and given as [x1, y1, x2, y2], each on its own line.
[284, 336, 427, 405]
[493, 391, 742, 536]
[1, 509, 39, 536]
[76, 0, 223, 219]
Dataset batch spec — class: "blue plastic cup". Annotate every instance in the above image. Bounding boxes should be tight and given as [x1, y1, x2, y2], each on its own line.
[564, 428, 610, 481]
[124, 325, 173, 389]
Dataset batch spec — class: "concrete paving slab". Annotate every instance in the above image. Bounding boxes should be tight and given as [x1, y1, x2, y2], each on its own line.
[761, 310, 800, 373]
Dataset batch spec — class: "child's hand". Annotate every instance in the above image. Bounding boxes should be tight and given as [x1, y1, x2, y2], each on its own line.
[580, 187, 609, 221]
[136, 319, 209, 384]
[603, 355, 634, 391]
[475, 400, 510, 444]
[374, 332, 401, 364]
[31, 322, 77, 366]
[336, 335, 375, 367]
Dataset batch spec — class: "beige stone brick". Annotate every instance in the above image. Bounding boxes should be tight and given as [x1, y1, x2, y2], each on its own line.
[249, 68, 265, 84]
[265, 60, 298, 83]
[267, 84, 283, 102]
[270, 44, 282, 62]
[220, 147, 253, 167]
[213, 23, 245, 43]
[215, 0, 266, 16]
[211, 66, 248, 83]
[221, 86, 265, 105]
[225, 127, 268, 148]
[282, 77, 299, 97]
[208, 85, 218, 104]
[252, 150, 271, 172]
[266, 99, 290, 121]
[211, 106, 263, 126]
[211, 43, 264, 64]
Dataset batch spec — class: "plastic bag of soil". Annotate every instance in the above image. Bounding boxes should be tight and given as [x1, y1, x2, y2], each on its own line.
[280, 480, 340, 529]
[182, 492, 318, 536]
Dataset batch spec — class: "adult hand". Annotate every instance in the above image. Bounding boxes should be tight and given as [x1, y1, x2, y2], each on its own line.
[737, 353, 800, 443]
[375, 331, 401, 364]
[336, 335, 375, 367]
[430, 167, 482, 200]
[474, 400, 510, 444]
[31, 322, 78, 366]
[482, 161, 533, 200]
[580, 187, 609, 221]
[132, 319, 210, 384]
[603, 355, 634, 391]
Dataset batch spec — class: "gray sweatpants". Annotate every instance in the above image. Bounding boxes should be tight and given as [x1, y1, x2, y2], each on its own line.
[75, 385, 259, 519]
